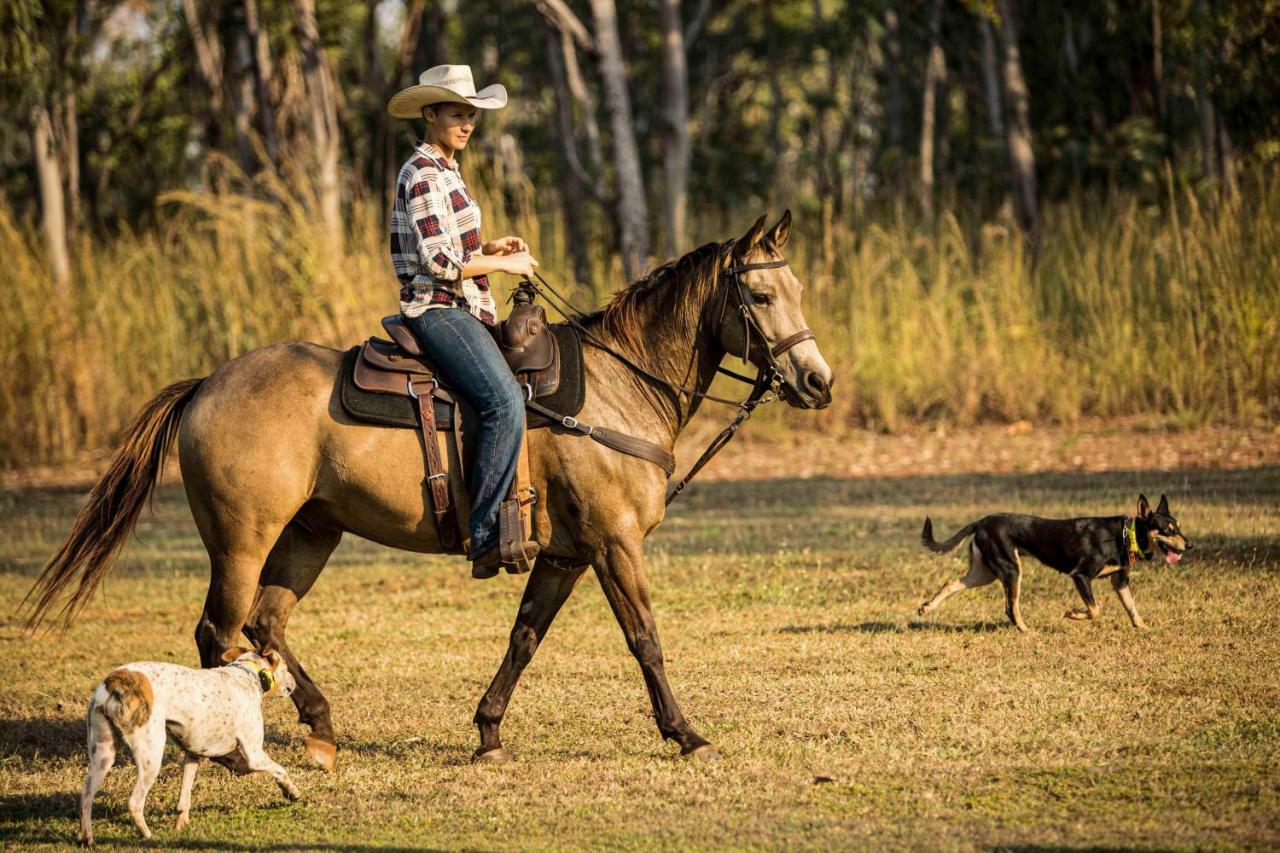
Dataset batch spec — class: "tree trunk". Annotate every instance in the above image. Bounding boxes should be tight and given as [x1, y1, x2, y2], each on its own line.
[181, 0, 225, 170]
[979, 17, 1003, 138]
[996, 0, 1038, 232]
[588, 0, 649, 280]
[292, 0, 343, 248]
[31, 102, 71, 290]
[544, 23, 593, 285]
[883, 6, 904, 151]
[919, 0, 946, 221]
[658, 0, 689, 258]
[230, 27, 256, 174]
[1193, 0, 1216, 183]
[243, 0, 278, 164]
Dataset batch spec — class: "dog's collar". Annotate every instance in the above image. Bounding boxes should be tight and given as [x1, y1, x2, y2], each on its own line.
[230, 660, 276, 694]
[1122, 516, 1148, 566]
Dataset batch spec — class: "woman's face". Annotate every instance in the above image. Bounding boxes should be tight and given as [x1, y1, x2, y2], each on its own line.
[425, 103, 479, 151]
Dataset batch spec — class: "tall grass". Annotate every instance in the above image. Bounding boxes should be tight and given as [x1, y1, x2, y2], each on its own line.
[1, 164, 1276, 466]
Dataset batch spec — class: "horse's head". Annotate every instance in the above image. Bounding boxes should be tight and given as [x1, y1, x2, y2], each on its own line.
[715, 211, 834, 409]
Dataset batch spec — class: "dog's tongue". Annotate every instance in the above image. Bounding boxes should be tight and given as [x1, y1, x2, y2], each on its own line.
[1164, 550, 1181, 565]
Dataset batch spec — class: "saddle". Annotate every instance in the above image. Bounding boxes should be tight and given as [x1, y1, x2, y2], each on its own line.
[350, 291, 560, 570]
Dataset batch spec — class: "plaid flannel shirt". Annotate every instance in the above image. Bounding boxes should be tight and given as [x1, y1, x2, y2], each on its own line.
[390, 143, 497, 325]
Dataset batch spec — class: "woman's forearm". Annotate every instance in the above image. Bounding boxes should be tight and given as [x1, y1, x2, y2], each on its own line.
[461, 253, 507, 278]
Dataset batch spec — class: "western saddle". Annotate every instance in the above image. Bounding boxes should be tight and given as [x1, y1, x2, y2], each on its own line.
[352, 286, 559, 572]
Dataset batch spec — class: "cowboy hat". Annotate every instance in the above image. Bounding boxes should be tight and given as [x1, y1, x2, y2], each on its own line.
[388, 64, 508, 118]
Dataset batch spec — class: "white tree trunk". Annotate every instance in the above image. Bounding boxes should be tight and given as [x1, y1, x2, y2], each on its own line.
[31, 102, 71, 291]
[293, 0, 343, 249]
[588, 0, 649, 279]
[996, 0, 1038, 232]
[919, 0, 946, 221]
[659, 0, 689, 258]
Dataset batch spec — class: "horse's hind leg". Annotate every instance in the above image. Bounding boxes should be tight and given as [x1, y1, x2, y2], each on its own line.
[918, 541, 996, 617]
[473, 558, 590, 763]
[243, 517, 343, 772]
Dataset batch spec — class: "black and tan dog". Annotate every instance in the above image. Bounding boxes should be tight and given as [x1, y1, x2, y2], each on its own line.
[917, 494, 1190, 631]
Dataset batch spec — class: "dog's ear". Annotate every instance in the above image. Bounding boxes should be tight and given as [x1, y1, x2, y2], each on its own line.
[1137, 494, 1152, 518]
[220, 646, 251, 664]
[1156, 494, 1170, 515]
[262, 648, 284, 667]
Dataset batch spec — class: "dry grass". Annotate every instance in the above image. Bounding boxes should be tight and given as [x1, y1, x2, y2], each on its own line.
[1, 436, 1277, 849]
[2, 163, 1279, 465]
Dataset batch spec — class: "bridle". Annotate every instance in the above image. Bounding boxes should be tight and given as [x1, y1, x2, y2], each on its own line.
[522, 245, 816, 504]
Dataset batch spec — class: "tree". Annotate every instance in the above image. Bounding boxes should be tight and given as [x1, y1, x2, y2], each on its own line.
[292, 0, 342, 247]
[589, 0, 649, 279]
[919, 0, 947, 221]
[658, 0, 690, 258]
[996, 0, 1038, 232]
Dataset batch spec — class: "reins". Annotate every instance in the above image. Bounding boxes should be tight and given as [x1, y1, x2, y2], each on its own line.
[520, 248, 814, 505]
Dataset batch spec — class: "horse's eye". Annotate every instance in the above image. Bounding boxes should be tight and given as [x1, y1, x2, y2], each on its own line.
[752, 292, 772, 306]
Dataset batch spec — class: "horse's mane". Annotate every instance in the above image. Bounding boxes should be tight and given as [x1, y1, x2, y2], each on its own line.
[588, 240, 730, 358]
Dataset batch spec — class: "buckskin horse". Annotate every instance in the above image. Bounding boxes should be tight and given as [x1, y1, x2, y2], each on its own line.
[26, 211, 833, 769]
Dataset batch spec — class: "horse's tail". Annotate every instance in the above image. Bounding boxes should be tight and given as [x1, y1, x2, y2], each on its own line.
[23, 378, 204, 629]
[921, 517, 979, 553]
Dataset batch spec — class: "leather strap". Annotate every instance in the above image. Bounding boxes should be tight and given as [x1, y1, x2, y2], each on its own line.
[410, 379, 457, 549]
[665, 374, 772, 505]
[770, 328, 816, 357]
[525, 399, 676, 477]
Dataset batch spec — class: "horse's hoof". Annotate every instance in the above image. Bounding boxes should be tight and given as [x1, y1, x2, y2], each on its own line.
[304, 735, 337, 772]
[472, 746, 514, 765]
[683, 743, 720, 761]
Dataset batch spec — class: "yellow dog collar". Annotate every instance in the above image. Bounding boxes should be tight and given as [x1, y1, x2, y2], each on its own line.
[231, 659, 276, 693]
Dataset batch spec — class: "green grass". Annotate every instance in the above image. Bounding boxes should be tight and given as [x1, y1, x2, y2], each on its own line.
[2, 448, 1278, 849]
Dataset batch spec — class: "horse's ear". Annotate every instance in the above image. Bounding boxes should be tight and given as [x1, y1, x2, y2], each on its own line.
[766, 209, 792, 249]
[1137, 494, 1152, 518]
[734, 214, 768, 256]
[1156, 494, 1169, 514]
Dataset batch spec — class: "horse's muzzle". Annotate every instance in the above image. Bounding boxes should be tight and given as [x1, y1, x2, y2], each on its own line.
[782, 370, 833, 409]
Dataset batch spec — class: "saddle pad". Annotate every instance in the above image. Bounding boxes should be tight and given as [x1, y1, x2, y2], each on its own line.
[338, 323, 585, 431]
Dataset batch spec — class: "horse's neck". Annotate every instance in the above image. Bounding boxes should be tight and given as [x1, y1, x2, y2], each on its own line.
[592, 292, 726, 441]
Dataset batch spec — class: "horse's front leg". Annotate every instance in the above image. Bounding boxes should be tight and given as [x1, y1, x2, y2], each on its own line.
[473, 557, 590, 763]
[594, 536, 718, 758]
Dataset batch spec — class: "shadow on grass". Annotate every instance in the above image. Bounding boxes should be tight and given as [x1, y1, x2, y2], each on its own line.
[780, 620, 1008, 635]
[0, 794, 444, 851]
[0, 716, 83, 763]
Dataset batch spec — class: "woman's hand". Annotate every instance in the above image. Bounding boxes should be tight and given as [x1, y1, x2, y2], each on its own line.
[483, 236, 528, 256]
[497, 251, 539, 278]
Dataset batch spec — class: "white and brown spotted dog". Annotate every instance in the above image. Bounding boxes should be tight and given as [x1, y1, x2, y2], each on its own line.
[77, 647, 299, 846]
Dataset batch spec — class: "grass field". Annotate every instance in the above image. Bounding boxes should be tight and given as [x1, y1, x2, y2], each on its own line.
[1, 430, 1278, 849]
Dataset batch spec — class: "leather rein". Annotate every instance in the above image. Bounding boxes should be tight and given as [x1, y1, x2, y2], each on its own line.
[522, 252, 813, 505]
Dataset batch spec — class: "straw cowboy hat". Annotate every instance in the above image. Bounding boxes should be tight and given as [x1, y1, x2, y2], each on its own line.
[388, 64, 508, 118]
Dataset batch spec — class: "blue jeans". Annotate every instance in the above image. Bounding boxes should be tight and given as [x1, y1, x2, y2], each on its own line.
[402, 307, 524, 558]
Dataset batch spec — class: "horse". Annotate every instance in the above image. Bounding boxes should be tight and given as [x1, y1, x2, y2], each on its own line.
[26, 211, 833, 770]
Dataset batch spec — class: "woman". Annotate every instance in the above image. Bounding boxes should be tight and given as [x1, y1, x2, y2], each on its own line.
[387, 64, 538, 578]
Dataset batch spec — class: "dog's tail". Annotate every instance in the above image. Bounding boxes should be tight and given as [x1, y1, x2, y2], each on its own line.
[921, 517, 979, 553]
[99, 668, 154, 732]
[23, 378, 204, 629]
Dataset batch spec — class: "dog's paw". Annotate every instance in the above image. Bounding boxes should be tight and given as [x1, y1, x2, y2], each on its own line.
[175, 813, 189, 833]
[1064, 608, 1095, 621]
[76, 830, 94, 847]
[916, 603, 931, 617]
[281, 783, 302, 802]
